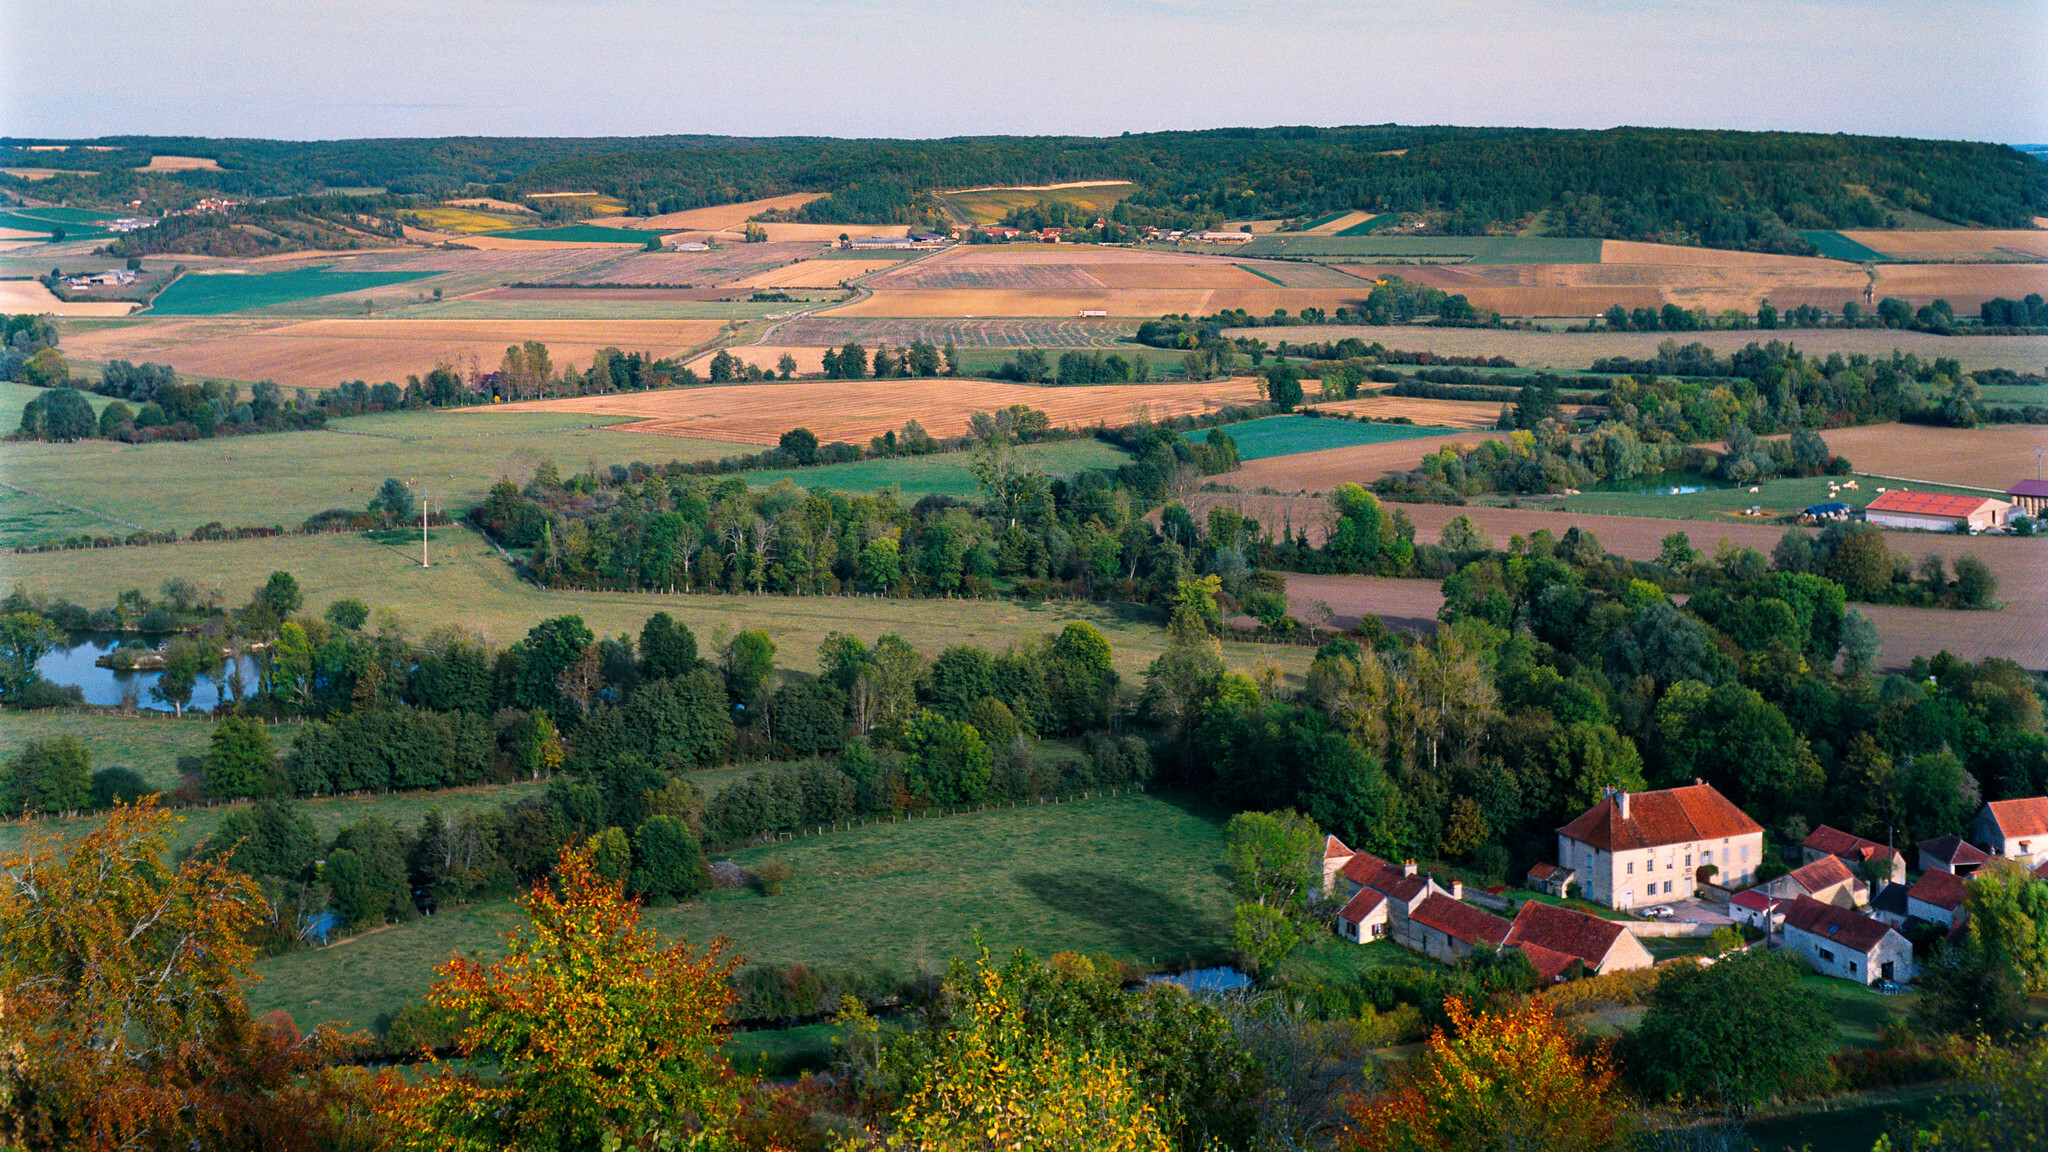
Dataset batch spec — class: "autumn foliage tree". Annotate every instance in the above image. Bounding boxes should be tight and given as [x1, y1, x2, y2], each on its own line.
[0, 800, 362, 1151]
[1341, 995, 1628, 1152]
[377, 841, 748, 1151]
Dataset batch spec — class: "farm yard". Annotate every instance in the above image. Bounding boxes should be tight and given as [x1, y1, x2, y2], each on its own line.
[482, 376, 1265, 445]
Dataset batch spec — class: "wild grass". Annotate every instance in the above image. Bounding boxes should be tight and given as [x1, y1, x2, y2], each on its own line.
[0, 710, 295, 791]
[1193, 415, 1447, 461]
[743, 439, 1129, 497]
[0, 529, 1314, 684]
[244, 790, 1237, 1033]
[0, 414, 746, 546]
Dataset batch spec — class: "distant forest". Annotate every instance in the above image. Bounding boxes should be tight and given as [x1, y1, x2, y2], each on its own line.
[6, 126, 2045, 254]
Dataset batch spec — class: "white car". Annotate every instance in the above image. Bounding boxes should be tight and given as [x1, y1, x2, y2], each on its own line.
[1644, 905, 1675, 919]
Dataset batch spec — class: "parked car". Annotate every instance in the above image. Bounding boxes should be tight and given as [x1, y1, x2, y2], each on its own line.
[1644, 905, 1675, 919]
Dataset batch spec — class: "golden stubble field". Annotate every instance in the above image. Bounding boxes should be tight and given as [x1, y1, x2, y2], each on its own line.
[1302, 397, 1520, 429]
[60, 318, 732, 388]
[483, 377, 1266, 445]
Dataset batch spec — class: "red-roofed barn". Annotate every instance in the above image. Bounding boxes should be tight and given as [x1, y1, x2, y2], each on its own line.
[1972, 797, 2048, 867]
[1862, 490, 2011, 533]
[1782, 896, 1915, 985]
[1503, 901, 1653, 978]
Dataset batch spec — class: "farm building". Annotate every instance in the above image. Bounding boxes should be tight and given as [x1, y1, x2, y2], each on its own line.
[1525, 862, 1576, 897]
[845, 236, 915, 250]
[1729, 889, 1785, 931]
[1801, 825, 1905, 886]
[1196, 231, 1255, 243]
[1906, 869, 1968, 928]
[1555, 781, 1764, 910]
[1405, 892, 1510, 964]
[1782, 896, 1915, 986]
[1077, 308, 1108, 318]
[1761, 854, 1868, 909]
[1971, 797, 2048, 866]
[1861, 490, 2011, 532]
[1917, 834, 1991, 876]
[2004, 479, 2048, 516]
[1501, 901, 1653, 978]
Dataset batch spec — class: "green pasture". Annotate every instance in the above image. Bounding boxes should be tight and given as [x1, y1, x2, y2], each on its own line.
[1184, 415, 1448, 461]
[1236, 264, 1286, 286]
[0, 530, 1312, 686]
[743, 439, 1130, 497]
[17, 207, 121, 223]
[0, 484, 121, 549]
[143, 267, 439, 316]
[246, 790, 1237, 1032]
[1979, 383, 2047, 404]
[1335, 214, 1399, 237]
[484, 225, 668, 243]
[1231, 236, 1603, 264]
[1274, 937, 1437, 987]
[0, 710, 260, 793]
[0, 381, 116, 430]
[0, 413, 746, 548]
[1734, 1089, 1947, 1152]
[1543, 472, 1998, 524]
[1799, 231, 1891, 262]
[0, 210, 112, 238]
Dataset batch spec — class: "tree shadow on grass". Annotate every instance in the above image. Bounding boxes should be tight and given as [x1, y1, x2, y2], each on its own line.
[1014, 870, 1229, 967]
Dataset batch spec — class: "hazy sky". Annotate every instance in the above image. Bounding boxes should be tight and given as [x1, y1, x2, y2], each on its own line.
[6, 0, 2045, 144]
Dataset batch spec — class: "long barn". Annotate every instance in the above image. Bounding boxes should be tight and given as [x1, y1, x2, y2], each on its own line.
[1861, 490, 2011, 533]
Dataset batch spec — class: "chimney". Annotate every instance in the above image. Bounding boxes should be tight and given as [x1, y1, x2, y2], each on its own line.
[1617, 791, 1631, 821]
[1451, 878, 1464, 900]
[1402, 859, 1417, 878]
[1693, 777, 1703, 787]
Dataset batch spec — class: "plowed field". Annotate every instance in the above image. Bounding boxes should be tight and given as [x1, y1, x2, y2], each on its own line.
[632, 194, 827, 232]
[726, 259, 904, 289]
[1302, 397, 1517, 428]
[1836, 230, 2048, 262]
[480, 377, 1264, 445]
[1791, 424, 2048, 489]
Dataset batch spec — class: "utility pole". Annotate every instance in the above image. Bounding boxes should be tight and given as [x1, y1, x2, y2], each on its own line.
[411, 478, 430, 568]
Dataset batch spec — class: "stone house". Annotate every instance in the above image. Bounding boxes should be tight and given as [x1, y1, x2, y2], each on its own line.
[1782, 896, 1916, 985]
[1972, 797, 2048, 867]
[1555, 782, 1764, 910]
[1762, 855, 1867, 909]
[1801, 825, 1906, 886]
[1501, 901, 1654, 978]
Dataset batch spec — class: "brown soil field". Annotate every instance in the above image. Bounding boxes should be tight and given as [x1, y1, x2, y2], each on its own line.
[831, 287, 1222, 318]
[1838, 230, 2048, 262]
[1281, 573, 1446, 634]
[725, 259, 904, 289]
[467, 287, 747, 303]
[137, 156, 222, 171]
[481, 377, 1264, 445]
[1301, 397, 1517, 428]
[1222, 325, 2048, 374]
[61, 318, 729, 388]
[352, 248, 622, 275]
[682, 345, 829, 377]
[770, 317, 1132, 348]
[633, 194, 827, 232]
[443, 198, 534, 214]
[1600, 242, 1840, 268]
[0, 280, 137, 316]
[1798, 424, 2048, 489]
[0, 226, 51, 239]
[561, 245, 825, 287]
[1868, 264, 2048, 309]
[408, 232, 647, 251]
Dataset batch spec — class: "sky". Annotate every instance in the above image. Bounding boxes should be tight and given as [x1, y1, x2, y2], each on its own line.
[5, 0, 2045, 145]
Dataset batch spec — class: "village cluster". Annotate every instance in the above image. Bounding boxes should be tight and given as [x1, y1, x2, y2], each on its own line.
[1322, 782, 2048, 990]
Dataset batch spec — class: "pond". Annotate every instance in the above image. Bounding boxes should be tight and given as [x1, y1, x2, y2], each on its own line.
[36, 633, 260, 711]
[1587, 469, 1742, 496]
[1146, 966, 1253, 995]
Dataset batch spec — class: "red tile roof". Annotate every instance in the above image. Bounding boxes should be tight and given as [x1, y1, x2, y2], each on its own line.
[1338, 887, 1386, 924]
[1341, 852, 1430, 903]
[1730, 889, 1781, 912]
[1804, 825, 1897, 863]
[1504, 901, 1626, 969]
[1324, 834, 1354, 860]
[1513, 941, 1581, 983]
[1864, 490, 2002, 519]
[2007, 480, 2048, 499]
[1784, 896, 1896, 954]
[1985, 797, 2048, 841]
[1557, 784, 1763, 852]
[2033, 859, 2048, 882]
[1908, 868, 1968, 912]
[1527, 862, 1568, 882]
[1408, 894, 1511, 946]
[1783, 855, 1858, 895]
[1917, 835, 1991, 869]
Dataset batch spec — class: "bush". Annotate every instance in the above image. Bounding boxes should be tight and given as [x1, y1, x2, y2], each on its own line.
[88, 766, 154, 809]
[751, 859, 792, 896]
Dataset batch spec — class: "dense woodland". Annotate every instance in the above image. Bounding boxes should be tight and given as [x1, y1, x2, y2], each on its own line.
[10, 127, 2046, 250]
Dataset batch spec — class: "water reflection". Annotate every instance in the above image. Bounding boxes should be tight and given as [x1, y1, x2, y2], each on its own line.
[36, 633, 260, 711]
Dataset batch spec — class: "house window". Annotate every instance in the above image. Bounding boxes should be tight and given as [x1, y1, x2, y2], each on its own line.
[1741, 846, 1750, 862]
[1664, 881, 1673, 894]
[1685, 854, 1692, 867]
[1627, 862, 1634, 875]
[1703, 850, 1713, 864]
[1817, 946, 1834, 962]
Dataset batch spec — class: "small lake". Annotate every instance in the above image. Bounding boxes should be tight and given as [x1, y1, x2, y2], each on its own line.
[36, 633, 260, 711]
[1588, 469, 1742, 496]
[1147, 966, 1253, 995]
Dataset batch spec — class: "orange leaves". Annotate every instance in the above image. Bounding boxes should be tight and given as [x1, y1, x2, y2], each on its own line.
[1342, 995, 1627, 1152]
[0, 799, 364, 1152]
[377, 842, 748, 1152]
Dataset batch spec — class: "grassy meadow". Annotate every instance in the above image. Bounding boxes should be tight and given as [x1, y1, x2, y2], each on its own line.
[245, 790, 1236, 1032]
[1539, 472, 1999, 524]
[0, 710, 287, 792]
[144, 267, 440, 316]
[1188, 414, 1448, 461]
[0, 528, 1313, 684]
[0, 410, 749, 548]
[743, 439, 1129, 497]
[0, 381, 118, 429]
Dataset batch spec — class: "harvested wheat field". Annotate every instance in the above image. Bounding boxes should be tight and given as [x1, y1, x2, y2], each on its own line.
[1226, 325, 2048, 374]
[868, 246, 1319, 291]
[137, 155, 222, 171]
[350, 248, 623, 276]
[559, 245, 826, 287]
[482, 377, 1264, 445]
[443, 198, 535, 214]
[1797, 424, 2048, 490]
[633, 194, 827, 232]
[61, 318, 729, 388]
[725, 259, 903, 289]
[0, 280, 137, 317]
[1838, 230, 2048, 262]
[1302, 397, 1521, 429]
[1868, 264, 2048, 310]
[683, 345, 829, 377]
